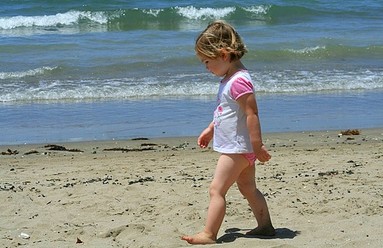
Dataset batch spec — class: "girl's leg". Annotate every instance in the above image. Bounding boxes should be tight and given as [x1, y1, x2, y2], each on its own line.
[236, 165, 275, 236]
[182, 154, 248, 244]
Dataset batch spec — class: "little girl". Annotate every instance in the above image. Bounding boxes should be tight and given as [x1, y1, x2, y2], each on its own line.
[181, 20, 275, 244]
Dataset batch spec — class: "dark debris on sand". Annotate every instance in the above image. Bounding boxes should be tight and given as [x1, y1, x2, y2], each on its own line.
[103, 147, 155, 152]
[1, 149, 19, 155]
[340, 129, 360, 135]
[44, 144, 83, 152]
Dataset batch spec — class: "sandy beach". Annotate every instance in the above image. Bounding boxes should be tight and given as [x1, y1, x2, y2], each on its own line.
[1, 129, 382, 248]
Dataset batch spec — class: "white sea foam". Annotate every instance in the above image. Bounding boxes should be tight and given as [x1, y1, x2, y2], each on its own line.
[0, 67, 57, 80]
[175, 6, 236, 20]
[1, 69, 382, 102]
[0, 11, 108, 29]
[253, 69, 383, 93]
[243, 5, 270, 15]
[287, 46, 326, 54]
[142, 9, 164, 17]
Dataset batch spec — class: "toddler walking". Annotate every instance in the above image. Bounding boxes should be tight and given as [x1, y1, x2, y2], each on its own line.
[181, 20, 275, 245]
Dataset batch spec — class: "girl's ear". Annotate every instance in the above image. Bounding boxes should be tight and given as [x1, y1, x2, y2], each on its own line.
[219, 49, 230, 61]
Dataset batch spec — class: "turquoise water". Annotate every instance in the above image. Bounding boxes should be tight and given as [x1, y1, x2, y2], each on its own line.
[0, 0, 382, 144]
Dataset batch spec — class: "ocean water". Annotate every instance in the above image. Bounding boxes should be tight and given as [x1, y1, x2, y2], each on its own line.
[1, 0, 383, 145]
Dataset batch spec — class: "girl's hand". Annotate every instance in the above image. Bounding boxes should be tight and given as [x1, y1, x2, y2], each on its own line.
[198, 126, 213, 148]
[254, 145, 271, 162]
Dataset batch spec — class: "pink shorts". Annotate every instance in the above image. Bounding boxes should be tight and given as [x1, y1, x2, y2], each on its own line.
[242, 153, 257, 166]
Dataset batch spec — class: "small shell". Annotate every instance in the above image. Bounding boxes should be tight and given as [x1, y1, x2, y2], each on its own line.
[19, 232, 30, 239]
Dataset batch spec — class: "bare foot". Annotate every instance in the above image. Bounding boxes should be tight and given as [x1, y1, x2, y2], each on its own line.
[246, 226, 276, 236]
[181, 232, 216, 245]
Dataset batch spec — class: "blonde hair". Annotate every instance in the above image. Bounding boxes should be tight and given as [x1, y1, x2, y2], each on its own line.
[195, 20, 248, 61]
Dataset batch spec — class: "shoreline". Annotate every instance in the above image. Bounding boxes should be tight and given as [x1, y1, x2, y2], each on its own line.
[1, 128, 382, 247]
[1, 127, 382, 148]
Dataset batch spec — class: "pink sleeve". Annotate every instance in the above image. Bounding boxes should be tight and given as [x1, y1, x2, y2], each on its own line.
[230, 77, 254, 100]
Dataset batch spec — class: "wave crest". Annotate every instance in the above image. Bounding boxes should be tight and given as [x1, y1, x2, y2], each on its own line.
[175, 6, 236, 20]
[0, 5, 270, 31]
[0, 10, 108, 30]
[0, 66, 57, 80]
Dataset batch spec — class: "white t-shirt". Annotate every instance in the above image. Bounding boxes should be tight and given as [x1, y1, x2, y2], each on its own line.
[213, 70, 255, 154]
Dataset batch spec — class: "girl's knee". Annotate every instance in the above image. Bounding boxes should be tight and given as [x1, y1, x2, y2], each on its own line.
[209, 183, 226, 198]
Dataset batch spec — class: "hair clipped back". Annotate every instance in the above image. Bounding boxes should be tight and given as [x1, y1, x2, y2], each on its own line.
[195, 20, 248, 61]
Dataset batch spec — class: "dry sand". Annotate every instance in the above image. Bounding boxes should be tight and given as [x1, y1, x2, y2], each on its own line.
[1, 129, 382, 248]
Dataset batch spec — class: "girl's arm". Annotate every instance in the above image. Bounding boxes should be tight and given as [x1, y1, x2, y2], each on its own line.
[198, 121, 214, 148]
[237, 93, 271, 162]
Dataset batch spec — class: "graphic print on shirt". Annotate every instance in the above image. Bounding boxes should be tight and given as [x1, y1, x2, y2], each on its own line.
[214, 105, 223, 128]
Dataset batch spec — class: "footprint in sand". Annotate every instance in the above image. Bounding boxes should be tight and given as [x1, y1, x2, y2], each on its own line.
[98, 224, 148, 239]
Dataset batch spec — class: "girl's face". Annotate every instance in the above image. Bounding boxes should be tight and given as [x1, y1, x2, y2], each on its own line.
[197, 52, 230, 78]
